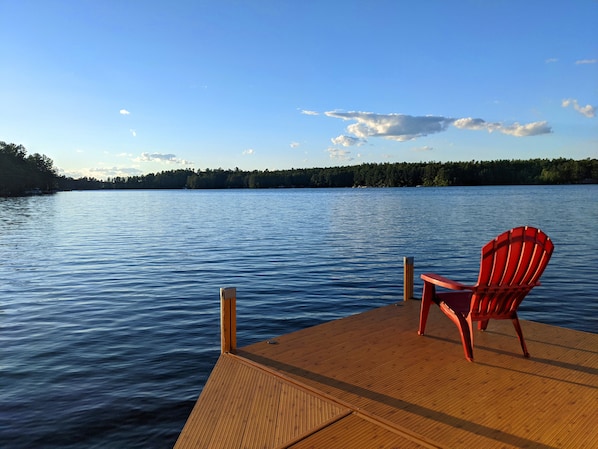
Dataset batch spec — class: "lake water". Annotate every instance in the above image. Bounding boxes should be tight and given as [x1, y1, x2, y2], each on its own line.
[1, 186, 597, 448]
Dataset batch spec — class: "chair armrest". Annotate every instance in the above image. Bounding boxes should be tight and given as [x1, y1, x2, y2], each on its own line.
[420, 273, 473, 291]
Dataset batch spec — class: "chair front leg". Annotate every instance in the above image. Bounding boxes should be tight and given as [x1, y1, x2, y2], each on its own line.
[463, 315, 475, 362]
[418, 281, 435, 336]
[438, 303, 475, 361]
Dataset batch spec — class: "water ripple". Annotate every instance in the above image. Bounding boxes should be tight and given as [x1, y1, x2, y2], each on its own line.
[1, 186, 597, 448]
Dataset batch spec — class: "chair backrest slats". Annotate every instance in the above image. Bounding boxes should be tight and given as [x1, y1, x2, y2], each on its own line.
[471, 226, 554, 319]
[501, 227, 526, 286]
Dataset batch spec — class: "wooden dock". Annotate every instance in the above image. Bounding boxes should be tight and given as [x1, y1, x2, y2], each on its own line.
[175, 297, 598, 448]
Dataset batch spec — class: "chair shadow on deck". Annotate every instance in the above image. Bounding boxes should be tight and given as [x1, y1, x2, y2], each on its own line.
[485, 328, 598, 355]
[237, 351, 557, 449]
[423, 333, 598, 385]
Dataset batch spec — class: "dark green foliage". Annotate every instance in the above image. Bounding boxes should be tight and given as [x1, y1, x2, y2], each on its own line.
[0, 141, 58, 196]
[183, 159, 597, 189]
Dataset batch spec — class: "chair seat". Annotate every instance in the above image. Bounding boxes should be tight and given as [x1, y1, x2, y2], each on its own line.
[436, 291, 472, 315]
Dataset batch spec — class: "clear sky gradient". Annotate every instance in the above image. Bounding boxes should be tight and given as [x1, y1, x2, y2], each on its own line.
[1, 1, 596, 179]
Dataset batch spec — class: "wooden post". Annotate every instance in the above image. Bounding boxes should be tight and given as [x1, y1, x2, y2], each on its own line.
[220, 287, 237, 353]
[403, 257, 414, 301]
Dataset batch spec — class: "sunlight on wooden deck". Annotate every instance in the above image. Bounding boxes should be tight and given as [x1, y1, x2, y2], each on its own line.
[175, 300, 598, 449]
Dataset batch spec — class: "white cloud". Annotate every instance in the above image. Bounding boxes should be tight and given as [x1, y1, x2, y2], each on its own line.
[300, 109, 319, 116]
[243, 148, 255, 155]
[135, 152, 193, 165]
[129, 129, 137, 137]
[545, 58, 558, 63]
[326, 111, 454, 142]
[331, 135, 365, 147]
[290, 142, 300, 148]
[453, 117, 552, 136]
[119, 109, 131, 115]
[498, 121, 553, 136]
[562, 98, 596, 118]
[324, 111, 552, 142]
[327, 147, 353, 161]
[575, 59, 597, 65]
[452, 117, 492, 131]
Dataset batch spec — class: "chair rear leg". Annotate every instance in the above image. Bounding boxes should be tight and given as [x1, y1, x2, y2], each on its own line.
[512, 315, 530, 358]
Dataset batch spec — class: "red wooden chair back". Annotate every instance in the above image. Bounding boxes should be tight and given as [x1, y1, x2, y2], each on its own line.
[470, 226, 554, 321]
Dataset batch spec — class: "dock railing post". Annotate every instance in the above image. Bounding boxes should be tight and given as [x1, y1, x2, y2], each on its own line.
[403, 257, 414, 301]
[220, 287, 237, 354]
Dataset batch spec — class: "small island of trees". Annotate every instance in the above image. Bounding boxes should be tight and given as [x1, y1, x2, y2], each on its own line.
[1, 140, 597, 197]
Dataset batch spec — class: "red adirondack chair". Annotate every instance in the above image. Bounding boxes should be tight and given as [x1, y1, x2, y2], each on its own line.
[418, 226, 554, 361]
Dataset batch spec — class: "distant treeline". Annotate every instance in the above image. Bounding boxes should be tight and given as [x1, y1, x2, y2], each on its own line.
[62, 158, 598, 191]
[2, 140, 597, 196]
[1, 141, 58, 196]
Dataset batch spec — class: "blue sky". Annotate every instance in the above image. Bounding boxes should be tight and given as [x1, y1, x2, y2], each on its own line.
[1, 1, 596, 179]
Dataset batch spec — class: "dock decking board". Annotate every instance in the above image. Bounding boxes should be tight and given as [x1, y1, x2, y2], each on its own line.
[288, 414, 430, 449]
[176, 300, 598, 448]
[174, 354, 352, 449]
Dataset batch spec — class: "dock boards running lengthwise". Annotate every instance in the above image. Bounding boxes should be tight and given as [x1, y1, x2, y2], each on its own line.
[176, 300, 598, 449]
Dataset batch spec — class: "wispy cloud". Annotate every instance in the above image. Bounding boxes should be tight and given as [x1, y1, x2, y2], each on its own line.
[119, 109, 131, 115]
[300, 109, 319, 116]
[562, 98, 596, 118]
[575, 59, 597, 65]
[242, 148, 255, 155]
[452, 117, 552, 136]
[413, 145, 433, 152]
[290, 142, 300, 148]
[323, 111, 552, 143]
[135, 152, 193, 165]
[129, 129, 137, 137]
[87, 166, 144, 178]
[327, 147, 353, 161]
[545, 58, 558, 64]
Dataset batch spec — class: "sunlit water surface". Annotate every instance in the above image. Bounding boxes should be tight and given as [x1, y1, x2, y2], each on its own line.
[1, 186, 596, 448]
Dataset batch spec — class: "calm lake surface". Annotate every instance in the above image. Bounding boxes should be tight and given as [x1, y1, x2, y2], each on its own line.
[1, 186, 597, 448]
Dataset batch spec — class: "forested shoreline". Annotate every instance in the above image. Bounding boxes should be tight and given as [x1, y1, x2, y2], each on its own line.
[2, 140, 597, 196]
